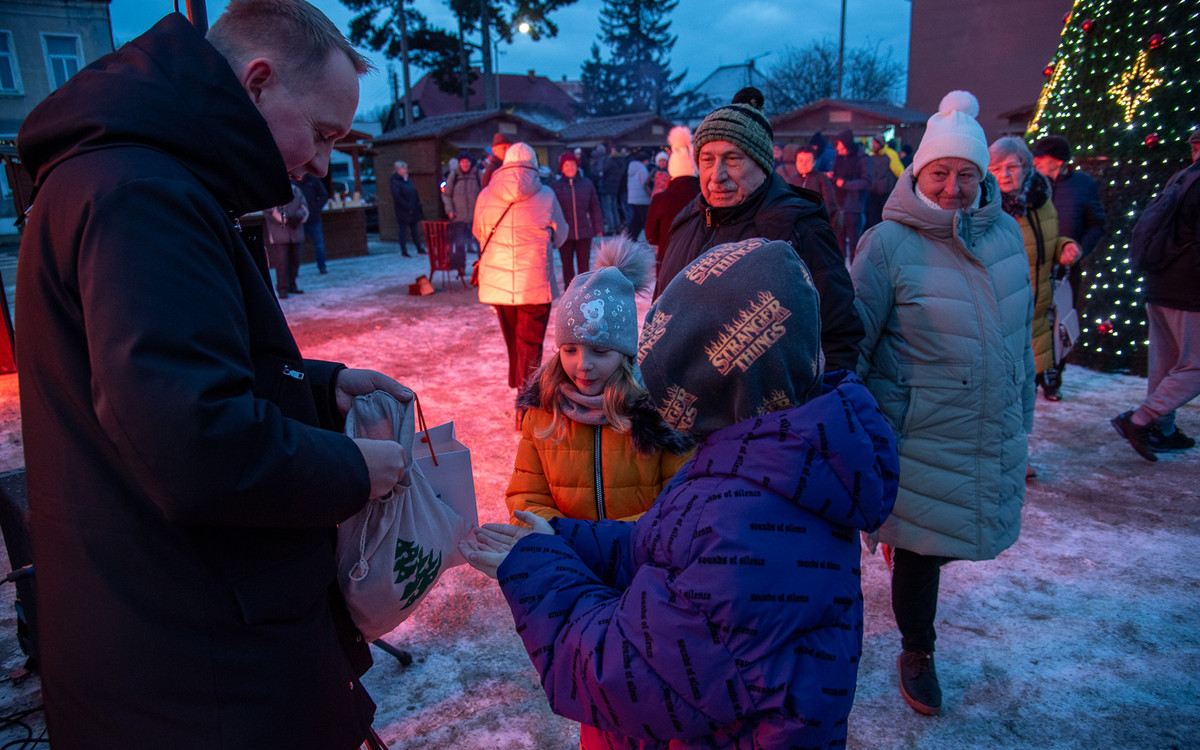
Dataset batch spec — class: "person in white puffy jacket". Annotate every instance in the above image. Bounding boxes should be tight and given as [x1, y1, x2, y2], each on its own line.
[474, 142, 569, 389]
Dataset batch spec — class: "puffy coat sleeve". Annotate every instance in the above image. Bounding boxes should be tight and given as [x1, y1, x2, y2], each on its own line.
[505, 413, 564, 524]
[497, 521, 723, 742]
[587, 181, 603, 237]
[849, 226, 897, 382]
[791, 215, 864, 371]
[497, 496, 857, 747]
[1022, 279, 1037, 434]
[441, 170, 457, 217]
[547, 190, 569, 248]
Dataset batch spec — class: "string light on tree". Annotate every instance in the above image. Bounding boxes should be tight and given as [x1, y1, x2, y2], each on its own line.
[1027, 0, 1197, 374]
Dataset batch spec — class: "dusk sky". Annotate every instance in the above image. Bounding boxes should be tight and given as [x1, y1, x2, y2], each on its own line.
[106, 0, 914, 119]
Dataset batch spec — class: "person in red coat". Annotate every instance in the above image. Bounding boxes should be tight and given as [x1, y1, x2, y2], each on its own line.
[645, 126, 701, 280]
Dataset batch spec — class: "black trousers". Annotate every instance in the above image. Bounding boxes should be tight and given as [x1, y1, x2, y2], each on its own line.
[891, 547, 956, 654]
[558, 238, 593, 289]
[397, 219, 423, 253]
[496, 303, 551, 389]
[626, 203, 649, 242]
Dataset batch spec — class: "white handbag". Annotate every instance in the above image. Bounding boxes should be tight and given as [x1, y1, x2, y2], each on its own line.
[1049, 268, 1080, 366]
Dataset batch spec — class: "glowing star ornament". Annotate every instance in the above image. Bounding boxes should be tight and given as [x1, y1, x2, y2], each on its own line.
[1108, 50, 1164, 123]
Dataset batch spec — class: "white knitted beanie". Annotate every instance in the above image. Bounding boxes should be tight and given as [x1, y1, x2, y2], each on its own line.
[912, 91, 989, 176]
[667, 125, 696, 178]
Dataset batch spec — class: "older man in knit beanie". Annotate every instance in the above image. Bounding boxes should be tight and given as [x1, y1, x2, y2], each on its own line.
[654, 87, 864, 372]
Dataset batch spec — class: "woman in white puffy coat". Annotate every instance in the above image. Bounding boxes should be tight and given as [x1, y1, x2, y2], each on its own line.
[474, 142, 568, 389]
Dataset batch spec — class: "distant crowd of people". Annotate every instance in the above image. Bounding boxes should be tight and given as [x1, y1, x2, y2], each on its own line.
[13, 0, 1197, 747]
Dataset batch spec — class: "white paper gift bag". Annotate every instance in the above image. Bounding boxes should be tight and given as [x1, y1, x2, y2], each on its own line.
[412, 421, 479, 542]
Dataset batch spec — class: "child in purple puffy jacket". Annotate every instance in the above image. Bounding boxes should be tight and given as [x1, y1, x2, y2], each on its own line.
[462, 237, 898, 749]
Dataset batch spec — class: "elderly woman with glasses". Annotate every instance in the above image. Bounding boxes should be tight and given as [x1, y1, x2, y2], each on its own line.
[988, 136, 1082, 403]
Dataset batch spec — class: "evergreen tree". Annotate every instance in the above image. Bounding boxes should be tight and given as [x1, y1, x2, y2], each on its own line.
[1028, 0, 1198, 374]
[344, 0, 576, 109]
[578, 0, 686, 117]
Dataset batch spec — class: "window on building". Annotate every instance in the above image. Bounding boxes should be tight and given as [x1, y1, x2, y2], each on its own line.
[42, 33, 82, 91]
[0, 31, 22, 95]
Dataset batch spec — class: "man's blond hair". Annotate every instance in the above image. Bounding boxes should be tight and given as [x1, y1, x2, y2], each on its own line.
[207, 0, 371, 88]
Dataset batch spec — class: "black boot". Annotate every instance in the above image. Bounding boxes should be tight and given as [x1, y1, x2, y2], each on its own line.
[1041, 368, 1062, 401]
[898, 650, 942, 716]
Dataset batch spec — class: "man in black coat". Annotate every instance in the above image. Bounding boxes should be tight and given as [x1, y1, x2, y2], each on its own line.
[297, 172, 330, 273]
[15, 2, 409, 748]
[655, 90, 864, 372]
[390, 159, 425, 256]
[1032, 134, 1109, 398]
[1032, 135, 1108, 307]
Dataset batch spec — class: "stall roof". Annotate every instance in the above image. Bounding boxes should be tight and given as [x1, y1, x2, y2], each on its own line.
[557, 112, 676, 143]
[772, 99, 931, 128]
[372, 110, 559, 146]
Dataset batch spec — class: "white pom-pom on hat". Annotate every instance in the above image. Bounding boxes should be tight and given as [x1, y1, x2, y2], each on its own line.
[938, 90, 980, 118]
[667, 125, 697, 178]
[912, 89, 989, 177]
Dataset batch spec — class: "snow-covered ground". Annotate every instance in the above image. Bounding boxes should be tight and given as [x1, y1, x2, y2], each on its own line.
[0, 239, 1197, 749]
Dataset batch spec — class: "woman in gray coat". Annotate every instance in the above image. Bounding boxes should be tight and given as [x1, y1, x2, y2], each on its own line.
[851, 91, 1034, 718]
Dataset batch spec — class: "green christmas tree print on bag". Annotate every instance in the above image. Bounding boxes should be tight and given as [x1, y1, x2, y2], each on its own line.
[394, 539, 443, 608]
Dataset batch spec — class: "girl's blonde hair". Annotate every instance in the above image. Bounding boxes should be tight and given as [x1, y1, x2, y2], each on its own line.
[533, 350, 648, 443]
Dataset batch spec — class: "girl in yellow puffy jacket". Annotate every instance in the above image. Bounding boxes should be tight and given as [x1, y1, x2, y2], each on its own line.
[505, 237, 694, 524]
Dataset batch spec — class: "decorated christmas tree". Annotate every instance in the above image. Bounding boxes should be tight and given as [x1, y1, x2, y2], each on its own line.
[1027, 0, 1198, 374]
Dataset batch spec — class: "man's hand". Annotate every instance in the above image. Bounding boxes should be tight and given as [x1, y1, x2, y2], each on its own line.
[458, 510, 555, 579]
[334, 368, 412, 417]
[353, 438, 406, 499]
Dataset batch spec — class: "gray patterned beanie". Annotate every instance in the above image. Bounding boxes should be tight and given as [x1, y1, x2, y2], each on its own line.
[693, 89, 775, 176]
[556, 236, 653, 357]
[637, 238, 824, 436]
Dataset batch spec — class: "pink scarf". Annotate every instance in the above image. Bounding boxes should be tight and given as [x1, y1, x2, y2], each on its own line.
[558, 384, 608, 426]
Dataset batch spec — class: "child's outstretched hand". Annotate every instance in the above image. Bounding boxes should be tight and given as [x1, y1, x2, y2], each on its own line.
[458, 511, 555, 579]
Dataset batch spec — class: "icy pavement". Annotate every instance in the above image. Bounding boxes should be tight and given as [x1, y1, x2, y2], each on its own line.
[0, 239, 1197, 748]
